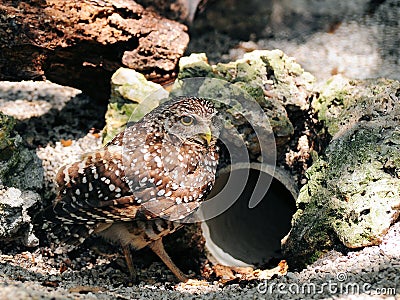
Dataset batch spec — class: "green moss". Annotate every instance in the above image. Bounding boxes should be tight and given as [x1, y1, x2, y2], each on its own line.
[0, 113, 18, 177]
[307, 250, 328, 265]
[233, 82, 265, 102]
[103, 103, 137, 143]
[313, 75, 400, 137]
[285, 122, 400, 262]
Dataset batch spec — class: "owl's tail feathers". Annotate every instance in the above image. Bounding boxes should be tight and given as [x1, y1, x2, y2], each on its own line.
[38, 205, 94, 254]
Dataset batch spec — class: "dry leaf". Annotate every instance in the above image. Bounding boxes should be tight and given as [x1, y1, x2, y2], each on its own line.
[89, 127, 101, 138]
[278, 260, 289, 274]
[213, 264, 236, 283]
[253, 260, 288, 280]
[213, 260, 289, 284]
[59, 263, 68, 274]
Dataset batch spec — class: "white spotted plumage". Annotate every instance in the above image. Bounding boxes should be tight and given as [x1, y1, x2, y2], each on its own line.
[44, 97, 220, 282]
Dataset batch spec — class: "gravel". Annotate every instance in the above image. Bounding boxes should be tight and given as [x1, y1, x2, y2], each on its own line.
[0, 222, 399, 299]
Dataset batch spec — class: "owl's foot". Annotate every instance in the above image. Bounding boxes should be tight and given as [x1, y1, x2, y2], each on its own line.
[122, 244, 138, 283]
[148, 238, 189, 282]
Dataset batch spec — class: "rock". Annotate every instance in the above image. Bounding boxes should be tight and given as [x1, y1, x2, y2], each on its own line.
[0, 80, 106, 148]
[312, 75, 400, 138]
[0, 113, 43, 191]
[0, 112, 43, 246]
[0, 112, 16, 162]
[190, 0, 400, 83]
[178, 50, 314, 112]
[189, 0, 274, 41]
[102, 68, 169, 144]
[0, 0, 189, 101]
[283, 75, 400, 266]
[0, 187, 40, 247]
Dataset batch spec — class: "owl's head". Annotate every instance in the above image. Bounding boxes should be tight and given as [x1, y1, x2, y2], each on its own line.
[146, 97, 221, 148]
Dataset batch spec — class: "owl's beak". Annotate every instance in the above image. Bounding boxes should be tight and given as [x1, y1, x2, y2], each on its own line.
[199, 127, 212, 146]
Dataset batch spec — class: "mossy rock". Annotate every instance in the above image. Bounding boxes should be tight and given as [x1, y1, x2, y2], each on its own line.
[104, 51, 316, 160]
[178, 50, 315, 110]
[178, 50, 314, 112]
[0, 113, 17, 162]
[102, 68, 169, 144]
[312, 75, 400, 137]
[174, 51, 316, 158]
[283, 76, 400, 266]
[0, 112, 43, 191]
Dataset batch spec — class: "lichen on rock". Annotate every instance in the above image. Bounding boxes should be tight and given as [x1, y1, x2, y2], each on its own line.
[283, 76, 400, 266]
[178, 50, 314, 111]
[312, 75, 400, 138]
[0, 113, 16, 162]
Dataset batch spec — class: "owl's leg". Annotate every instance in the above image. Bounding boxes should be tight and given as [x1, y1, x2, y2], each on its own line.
[122, 244, 137, 282]
[148, 238, 189, 282]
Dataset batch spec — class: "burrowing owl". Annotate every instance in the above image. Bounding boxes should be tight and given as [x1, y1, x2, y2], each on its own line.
[44, 97, 220, 282]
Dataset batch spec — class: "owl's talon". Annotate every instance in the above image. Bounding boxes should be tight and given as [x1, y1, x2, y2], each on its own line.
[121, 245, 140, 283]
[148, 238, 189, 282]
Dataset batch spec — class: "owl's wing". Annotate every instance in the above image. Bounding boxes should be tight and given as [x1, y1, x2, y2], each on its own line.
[47, 134, 145, 248]
[53, 135, 194, 218]
[54, 143, 134, 220]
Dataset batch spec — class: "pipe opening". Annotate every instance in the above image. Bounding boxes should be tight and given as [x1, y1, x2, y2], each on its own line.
[201, 164, 297, 267]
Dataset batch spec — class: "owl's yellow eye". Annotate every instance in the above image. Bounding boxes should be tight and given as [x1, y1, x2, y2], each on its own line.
[180, 115, 194, 126]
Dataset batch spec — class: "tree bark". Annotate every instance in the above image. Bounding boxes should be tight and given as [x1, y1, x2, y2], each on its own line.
[0, 0, 189, 100]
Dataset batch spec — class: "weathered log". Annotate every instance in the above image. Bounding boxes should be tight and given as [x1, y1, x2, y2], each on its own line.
[0, 0, 189, 100]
